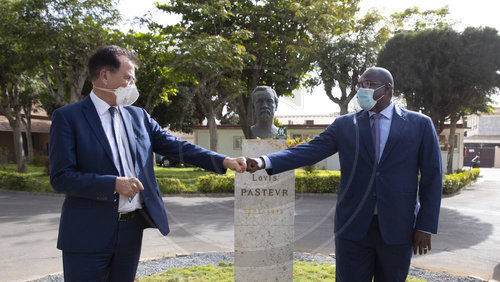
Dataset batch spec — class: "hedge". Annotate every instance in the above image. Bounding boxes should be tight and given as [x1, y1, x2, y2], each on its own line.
[195, 169, 479, 195]
[295, 171, 340, 193]
[0, 171, 53, 193]
[0, 168, 480, 196]
[157, 177, 192, 194]
[195, 171, 341, 194]
[442, 168, 480, 195]
[196, 174, 235, 193]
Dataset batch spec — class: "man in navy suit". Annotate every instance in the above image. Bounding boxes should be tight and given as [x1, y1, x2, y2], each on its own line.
[246, 67, 442, 281]
[49, 45, 247, 281]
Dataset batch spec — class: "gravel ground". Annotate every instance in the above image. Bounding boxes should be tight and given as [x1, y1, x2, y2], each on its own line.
[35, 252, 484, 282]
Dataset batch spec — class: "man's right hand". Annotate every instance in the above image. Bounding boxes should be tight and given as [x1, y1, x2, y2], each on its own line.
[115, 177, 144, 198]
[246, 157, 264, 173]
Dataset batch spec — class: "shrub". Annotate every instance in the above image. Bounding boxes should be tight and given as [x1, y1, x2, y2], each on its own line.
[157, 177, 189, 194]
[0, 171, 52, 193]
[195, 170, 341, 194]
[295, 171, 340, 193]
[443, 168, 480, 195]
[197, 174, 235, 193]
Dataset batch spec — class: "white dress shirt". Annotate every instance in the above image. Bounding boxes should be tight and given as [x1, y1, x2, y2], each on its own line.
[90, 91, 142, 212]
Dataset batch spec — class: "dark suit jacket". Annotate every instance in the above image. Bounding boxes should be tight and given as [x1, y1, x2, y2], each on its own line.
[266, 107, 442, 245]
[49, 96, 227, 252]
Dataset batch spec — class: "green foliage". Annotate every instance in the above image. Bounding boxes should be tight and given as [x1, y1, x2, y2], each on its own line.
[137, 260, 426, 281]
[379, 27, 500, 173]
[310, 9, 389, 115]
[378, 27, 500, 134]
[157, 177, 191, 194]
[295, 170, 341, 193]
[0, 171, 52, 193]
[197, 174, 235, 193]
[196, 170, 341, 194]
[0, 0, 120, 108]
[156, 0, 360, 138]
[390, 6, 453, 33]
[442, 168, 480, 195]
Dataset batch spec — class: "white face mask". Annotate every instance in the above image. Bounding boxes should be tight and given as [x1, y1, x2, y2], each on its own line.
[94, 84, 139, 106]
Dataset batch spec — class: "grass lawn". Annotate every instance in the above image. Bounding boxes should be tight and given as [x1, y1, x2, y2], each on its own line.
[137, 261, 427, 281]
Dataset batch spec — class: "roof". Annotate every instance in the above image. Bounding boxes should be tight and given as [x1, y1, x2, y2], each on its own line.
[0, 116, 51, 133]
[464, 135, 500, 144]
[194, 124, 330, 130]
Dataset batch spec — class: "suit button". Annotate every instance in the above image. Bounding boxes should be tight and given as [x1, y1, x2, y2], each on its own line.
[113, 204, 118, 209]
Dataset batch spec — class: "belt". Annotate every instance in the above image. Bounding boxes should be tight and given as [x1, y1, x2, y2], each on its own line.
[118, 210, 139, 222]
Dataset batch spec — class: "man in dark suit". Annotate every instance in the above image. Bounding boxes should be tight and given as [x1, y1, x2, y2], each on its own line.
[49, 45, 246, 281]
[246, 67, 442, 281]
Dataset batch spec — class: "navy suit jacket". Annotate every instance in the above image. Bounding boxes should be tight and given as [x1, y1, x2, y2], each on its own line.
[49, 96, 227, 252]
[266, 107, 442, 245]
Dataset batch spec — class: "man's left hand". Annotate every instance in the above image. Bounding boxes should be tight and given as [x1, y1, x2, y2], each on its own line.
[413, 230, 432, 255]
[223, 157, 247, 173]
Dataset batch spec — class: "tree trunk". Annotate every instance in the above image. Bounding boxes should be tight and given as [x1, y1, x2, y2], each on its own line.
[1, 85, 27, 172]
[339, 101, 349, 115]
[446, 115, 459, 174]
[236, 93, 252, 139]
[206, 104, 218, 151]
[68, 68, 87, 103]
[22, 104, 34, 159]
[12, 116, 27, 172]
[24, 118, 34, 159]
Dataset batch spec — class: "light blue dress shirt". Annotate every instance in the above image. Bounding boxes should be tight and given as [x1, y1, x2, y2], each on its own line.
[369, 103, 395, 162]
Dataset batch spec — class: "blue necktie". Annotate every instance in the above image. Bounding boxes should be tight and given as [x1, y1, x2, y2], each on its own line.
[109, 107, 134, 202]
[371, 113, 382, 163]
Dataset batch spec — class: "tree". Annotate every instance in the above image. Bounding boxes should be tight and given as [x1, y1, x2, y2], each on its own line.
[156, 0, 359, 138]
[378, 27, 500, 173]
[113, 31, 185, 114]
[310, 6, 452, 115]
[0, 1, 44, 171]
[310, 10, 390, 115]
[23, 0, 120, 108]
[170, 33, 252, 150]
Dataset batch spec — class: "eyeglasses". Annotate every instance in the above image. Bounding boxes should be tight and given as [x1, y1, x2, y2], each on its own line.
[356, 80, 385, 90]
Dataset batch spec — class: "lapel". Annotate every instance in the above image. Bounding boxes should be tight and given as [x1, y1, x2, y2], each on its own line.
[81, 96, 114, 165]
[379, 107, 407, 165]
[356, 110, 376, 164]
[119, 106, 139, 175]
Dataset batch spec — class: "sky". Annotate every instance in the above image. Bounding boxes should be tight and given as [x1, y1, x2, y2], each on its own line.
[117, 0, 500, 115]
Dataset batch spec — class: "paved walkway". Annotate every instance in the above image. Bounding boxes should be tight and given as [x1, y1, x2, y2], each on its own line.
[0, 168, 499, 281]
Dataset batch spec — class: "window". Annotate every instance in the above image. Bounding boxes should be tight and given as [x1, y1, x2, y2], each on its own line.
[233, 136, 243, 150]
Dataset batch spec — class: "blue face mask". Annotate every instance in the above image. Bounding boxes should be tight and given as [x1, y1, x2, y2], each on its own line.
[356, 85, 385, 111]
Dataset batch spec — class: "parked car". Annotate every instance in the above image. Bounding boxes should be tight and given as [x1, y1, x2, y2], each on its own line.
[155, 153, 181, 167]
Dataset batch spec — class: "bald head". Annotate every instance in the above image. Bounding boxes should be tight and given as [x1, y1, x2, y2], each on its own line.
[359, 67, 394, 88]
[357, 67, 394, 113]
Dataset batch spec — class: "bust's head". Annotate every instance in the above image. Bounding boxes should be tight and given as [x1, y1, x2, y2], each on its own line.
[252, 86, 278, 121]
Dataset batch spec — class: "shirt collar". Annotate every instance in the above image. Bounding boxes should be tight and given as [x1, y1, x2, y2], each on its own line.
[369, 103, 397, 120]
[90, 91, 115, 116]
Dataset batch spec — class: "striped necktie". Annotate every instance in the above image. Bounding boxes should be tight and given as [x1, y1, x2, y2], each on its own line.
[371, 113, 383, 162]
[109, 107, 134, 202]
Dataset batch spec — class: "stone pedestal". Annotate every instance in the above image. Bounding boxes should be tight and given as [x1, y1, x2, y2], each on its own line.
[234, 139, 295, 282]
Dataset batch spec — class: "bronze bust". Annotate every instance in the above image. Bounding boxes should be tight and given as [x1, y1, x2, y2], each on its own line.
[250, 86, 279, 139]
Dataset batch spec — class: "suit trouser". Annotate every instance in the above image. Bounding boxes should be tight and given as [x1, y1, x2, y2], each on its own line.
[62, 211, 146, 282]
[335, 215, 413, 282]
